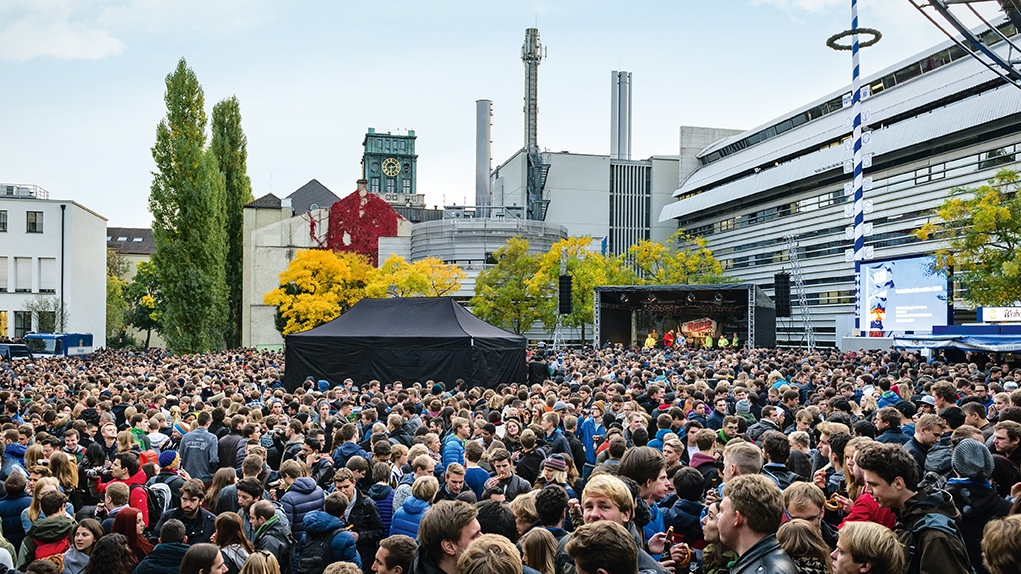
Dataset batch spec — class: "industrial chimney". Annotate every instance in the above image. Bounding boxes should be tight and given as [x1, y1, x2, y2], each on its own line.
[475, 99, 492, 208]
[610, 71, 632, 160]
[522, 28, 543, 151]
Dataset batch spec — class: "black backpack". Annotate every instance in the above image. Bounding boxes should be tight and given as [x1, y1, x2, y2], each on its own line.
[295, 527, 343, 574]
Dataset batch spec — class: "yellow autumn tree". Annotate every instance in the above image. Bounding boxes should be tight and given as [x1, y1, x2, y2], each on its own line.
[263, 249, 372, 335]
[365, 255, 466, 298]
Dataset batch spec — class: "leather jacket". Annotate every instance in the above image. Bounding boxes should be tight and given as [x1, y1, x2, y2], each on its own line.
[730, 534, 799, 574]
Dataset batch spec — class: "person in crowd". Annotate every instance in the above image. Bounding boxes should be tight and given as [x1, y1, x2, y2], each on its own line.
[776, 518, 832, 574]
[718, 474, 798, 574]
[946, 437, 1010, 574]
[212, 513, 253, 574]
[856, 442, 972, 574]
[831, 521, 904, 574]
[371, 535, 417, 574]
[0, 472, 31, 550]
[520, 528, 557, 574]
[331, 467, 384, 572]
[179, 412, 220, 486]
[249, 500, 293, 574]
[89, 452, 149, 526]
[17, 491, 76, 569]
[180, 543, 228, 574]
[981, 514, 1021, 574]
[409, 500, 481, 574]
[783, 482, 838, 550]
[278, 459, 325, 540]
[391, 475, 438, 538]
[456, 533, 522, 574]
[239, 551, 281, 574]
[151, 478, 216, 545]
[83, 534, 135, 574]
[62, 518, 102, 574]
[133, 519, 190, 574]
[564, 520, 638, 574]
[367, 462, 395, 535]
[484, 449, 531, 502]
[111, 507, 152, 564]
[297, 491, 361, 570]
[236, 478, 289, 542]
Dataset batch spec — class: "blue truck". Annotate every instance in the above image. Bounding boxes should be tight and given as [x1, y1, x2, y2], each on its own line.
[23, 333, 94, 357]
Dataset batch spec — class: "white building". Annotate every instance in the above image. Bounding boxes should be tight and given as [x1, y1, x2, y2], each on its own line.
[0, 184, 107, 346]
[659, 18, 1021, 347]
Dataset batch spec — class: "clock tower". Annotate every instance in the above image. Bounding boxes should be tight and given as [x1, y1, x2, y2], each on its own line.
[361, 128, 423, 207]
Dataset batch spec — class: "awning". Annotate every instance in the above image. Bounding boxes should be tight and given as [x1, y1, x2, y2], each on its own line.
[893, 334, 1021, 352]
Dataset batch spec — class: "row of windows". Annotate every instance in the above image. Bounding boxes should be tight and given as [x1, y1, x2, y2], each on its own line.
[368, 138, 411, 153]
[369, 178, 413, 194]
[0, 310, 54, 339]
[686, 145, 1016, 240]
[700, 21, 1018, 166]
[0, 210, 43, 233]
[0, 257, 57, 293]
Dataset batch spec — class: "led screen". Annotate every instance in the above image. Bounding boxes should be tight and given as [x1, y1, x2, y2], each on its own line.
[860, 255, 949, 333]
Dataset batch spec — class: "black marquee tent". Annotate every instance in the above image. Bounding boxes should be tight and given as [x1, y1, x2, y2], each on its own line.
[283, 297, 526, 391]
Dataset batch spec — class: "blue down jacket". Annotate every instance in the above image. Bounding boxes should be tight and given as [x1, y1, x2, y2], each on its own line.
[299, 510, 361, 567]
[281, 477, 325, 539]
[390, 496, 430, 538]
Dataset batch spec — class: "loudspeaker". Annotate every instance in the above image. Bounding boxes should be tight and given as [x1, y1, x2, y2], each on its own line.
[774, 272, 791, 317]
[558, 275, 572, 315]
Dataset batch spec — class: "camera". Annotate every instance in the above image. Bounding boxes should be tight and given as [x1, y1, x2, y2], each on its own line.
[85, 467, 111, 479]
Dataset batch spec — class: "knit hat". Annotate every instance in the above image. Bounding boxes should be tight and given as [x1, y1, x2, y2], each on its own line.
[543, 455, 567, 472]
[553, 401, 568, 412]
[952, 438, 994, 479]
[736, 399, 751, 414]
[592, 400, 606, 414]
[158, 450, 180, 470]
[431, 383, 444, 396]
[172, 422, 190, 436]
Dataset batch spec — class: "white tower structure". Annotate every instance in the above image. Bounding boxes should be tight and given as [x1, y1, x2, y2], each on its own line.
[610, 71, 632, 160]
[522, 28, 543, 151]
[475, 100, 493, 208]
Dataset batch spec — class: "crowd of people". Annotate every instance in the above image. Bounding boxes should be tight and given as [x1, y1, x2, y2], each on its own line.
[0, 342, 1019, 574]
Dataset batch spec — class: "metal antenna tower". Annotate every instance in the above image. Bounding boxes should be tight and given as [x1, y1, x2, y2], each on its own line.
[908, 0, 1021, 90]
[522, 28, 550, 221]
[784, 233, 816, 349]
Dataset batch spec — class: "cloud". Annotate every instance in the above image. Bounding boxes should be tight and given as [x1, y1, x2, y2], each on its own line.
[0, 0, 124, 62]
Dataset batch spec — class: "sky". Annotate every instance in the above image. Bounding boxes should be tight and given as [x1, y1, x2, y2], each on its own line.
[0, 0, 1005, 227]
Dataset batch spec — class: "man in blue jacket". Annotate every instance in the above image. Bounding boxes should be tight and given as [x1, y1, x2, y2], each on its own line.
[179, 411, 219, 485]
[297, 491, 361, 571]
[440, 417, 471, 472]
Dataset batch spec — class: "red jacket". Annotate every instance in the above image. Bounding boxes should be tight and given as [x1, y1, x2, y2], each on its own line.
[840, 491, 895, 530]
[96, 469, 149, 525]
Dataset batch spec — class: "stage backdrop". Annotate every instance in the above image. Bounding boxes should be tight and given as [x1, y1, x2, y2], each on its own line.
[284, 297, 526, 391]
[594, 284, 776, 349]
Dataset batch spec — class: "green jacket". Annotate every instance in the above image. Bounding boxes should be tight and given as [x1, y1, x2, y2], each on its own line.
[17, 514, 76, 569]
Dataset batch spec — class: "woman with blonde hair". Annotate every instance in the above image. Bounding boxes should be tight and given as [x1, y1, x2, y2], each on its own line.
[239, 549, 280, 574]
[117, 430, 139, 454]
[777, 518, 832, 574]
[24, 444, 45, 469]
[509, 490, 539, 537]
[49, 451, 78, 492]
[519, 527, 557, 574]
[21, 477, 69, 533]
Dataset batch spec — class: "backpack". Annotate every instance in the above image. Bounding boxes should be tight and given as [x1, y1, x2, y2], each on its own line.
[131, 480, 170, 531]
[33, 536, 71, 561]
[294, 526, 343, 574]
[907, 512, 976, 574]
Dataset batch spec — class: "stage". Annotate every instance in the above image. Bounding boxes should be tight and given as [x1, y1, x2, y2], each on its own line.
[594, 284, 776, 349]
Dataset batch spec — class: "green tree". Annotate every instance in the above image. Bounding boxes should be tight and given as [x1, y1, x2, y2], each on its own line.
[211, 96, 253, 349]
[528, 237, 618, 342]
[264, 249, 372, 335]
[125, 260, 163, 349]
[470, 237, 543, 335]
[106, 250, 130, 343]
[916, 169, 1021, 306]
[623, 230, 730, 285]
[149, 58, 228, 354]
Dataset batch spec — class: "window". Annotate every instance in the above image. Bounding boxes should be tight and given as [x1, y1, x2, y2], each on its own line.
[0, 210, 6, 232]
[39, 258, 56, 294]
[0, 311, 6, 338]
[370, 178, 380, 192]
[132, 237, 143, 242]
[402, 179, 411, 193]
[14, 258, 31, 292]
[13, 311, 31, 338]
[26, 211, 43, 233]
[386, 178, 395, 193]
[0, 257, 6, 290]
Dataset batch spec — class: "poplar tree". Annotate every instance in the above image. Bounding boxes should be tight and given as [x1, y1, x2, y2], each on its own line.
[211, 96, 253, 349]
[149, 58, 228, 353]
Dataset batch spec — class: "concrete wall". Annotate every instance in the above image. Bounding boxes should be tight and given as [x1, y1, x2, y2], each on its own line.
[677, 126, 744, 187]
[242, 202, 303, 349]
[0, 198, 107, 347]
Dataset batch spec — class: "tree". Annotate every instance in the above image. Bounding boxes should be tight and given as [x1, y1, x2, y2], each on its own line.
[106, 249, 130, 343]
[528, 237, 618, 342]
[211, 96, 253, 349]
[263, 249, 373, 335]
[915, 169, 1021, 306]
[22, 295, 68, 333]
[149, 58, 228, 354]
[470, 237, 543, 335]
[365, 255, 466, 298]
[623, 230, 729, 285]
[125, 260, 163, 349]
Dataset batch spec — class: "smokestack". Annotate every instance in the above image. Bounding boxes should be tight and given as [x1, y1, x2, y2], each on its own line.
[475, 99, 492, 208]
[522, 28, 543, 151]
[610, 71, 632, 160]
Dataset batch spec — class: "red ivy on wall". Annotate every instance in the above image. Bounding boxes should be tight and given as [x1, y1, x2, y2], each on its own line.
[325, 188, 401, 266]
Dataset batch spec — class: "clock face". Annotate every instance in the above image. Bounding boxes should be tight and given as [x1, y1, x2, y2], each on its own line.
[382, 157, 400, 177]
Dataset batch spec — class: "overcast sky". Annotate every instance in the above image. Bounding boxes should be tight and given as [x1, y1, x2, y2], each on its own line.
[0, 0, 1004, 226]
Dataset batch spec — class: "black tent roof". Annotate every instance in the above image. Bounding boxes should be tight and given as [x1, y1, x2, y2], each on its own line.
[289, 297, 524, 345]
[284, 298, 526, 390]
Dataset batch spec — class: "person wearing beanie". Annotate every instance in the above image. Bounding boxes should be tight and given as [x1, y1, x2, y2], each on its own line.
[947, 438, 1010, 574]
[539, 454, 576, 498]
[150, 450, 187, 510]
[735, 399, 755, 425]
